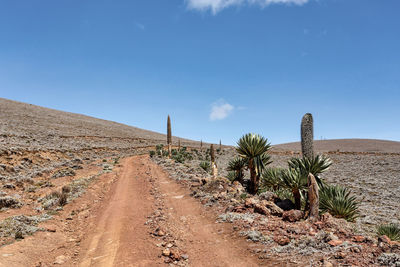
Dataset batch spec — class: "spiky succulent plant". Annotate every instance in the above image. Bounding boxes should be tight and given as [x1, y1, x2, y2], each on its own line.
[319, 184, 359, 222]
[227, 157, 247, 183]
[236, 133, 272, 194]
[260, 167, 285, 191]
[288, 155, 332, 186]
[199, 161, 210, 172]
[377, 223, 400, 242]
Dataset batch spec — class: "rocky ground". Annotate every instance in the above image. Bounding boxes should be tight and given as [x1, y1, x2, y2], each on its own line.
[1, 97, 400, 266]
[151, 147, 400, 266]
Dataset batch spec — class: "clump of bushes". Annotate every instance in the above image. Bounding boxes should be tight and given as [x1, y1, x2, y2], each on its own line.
[0, 214, 51, 239]
[258, 152, 359, 222]
[152, 144, 193, 163]
[40, 190, 67, 210]
[377, 223, 400, 241]
[51, 168, 76, 179]
[0, 196, 22, 210]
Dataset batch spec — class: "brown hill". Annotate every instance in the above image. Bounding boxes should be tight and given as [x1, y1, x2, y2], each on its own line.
[273, 139, 400, 154]
[0, 97, 196, 151]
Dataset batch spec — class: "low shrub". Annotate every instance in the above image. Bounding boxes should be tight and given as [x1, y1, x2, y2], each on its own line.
[199, 161, 210, 172]
[58, 193, 68, 206]
[172, 153, 185, 163]
[377, 223, 400, 241]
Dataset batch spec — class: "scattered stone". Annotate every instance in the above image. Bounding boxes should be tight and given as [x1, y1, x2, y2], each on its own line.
[334, 251, 346, 259]
[379, 235, 392, 245]
[162, 248, 171, 257]
[352, 235, 366, 243]
[254, 204, 270, 216]
[46, 227, 56, 232]
[241, 230, 265, 242]
[258, 191, 277, 202]
[170, 249, 181, 260]
[54, 255, 67, 265]
[328, 240, 343, 246]
[282, 210, 304, 222]
[218, 212, 255, 224]
[377, 253, 400, 266]
[274, 235, 290, 246]
[245, 197, 257, 208]
[264, 201, 283, 217]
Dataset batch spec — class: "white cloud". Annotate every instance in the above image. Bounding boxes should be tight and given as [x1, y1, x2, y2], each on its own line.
[135, 22, 145, 31]
[185, 0, 310, 14]
[210, 100, 234, 121]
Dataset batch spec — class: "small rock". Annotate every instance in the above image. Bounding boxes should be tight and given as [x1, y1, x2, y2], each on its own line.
[328, 240, 343, 246]
[264, 201, 283, 217]
[154, 228, 165, 237]
[181, 254, 189, 260]
[379, 235, 392, 244]
[273, 235, 290, 246]
[350, 246, 361, 253]
[352, 235, 365, 243]
[258, 191, 278, 202]
[282, 210, 304, 222]
[328, 232, 339, 241]
[54, 255, 67, 265]
[334, 251, 346, 259]
[170, 249, 181, 261]
[162, 248, 171, 257]
[323, 260, 333, 267]
[254, 204, 270, 216]
[245, 197, 257, 208]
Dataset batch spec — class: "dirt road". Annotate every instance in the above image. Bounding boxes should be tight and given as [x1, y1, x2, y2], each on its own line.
[78, 155, 264, 266]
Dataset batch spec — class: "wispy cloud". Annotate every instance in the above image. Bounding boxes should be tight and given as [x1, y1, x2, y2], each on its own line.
[210, 100, 234, 121]
[135, 22, 145, 31]
[185, 0, 310, 14]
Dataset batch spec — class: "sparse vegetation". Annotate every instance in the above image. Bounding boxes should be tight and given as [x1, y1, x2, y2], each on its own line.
[227, 157, 246, 184]
[199, 161, 210, 172]
[377, 223, 400, 241]
[0, 196, 22, 209]
[261, 155, 332, 210]
[0, 214, 51, 239]
[319, 184, 359, 222]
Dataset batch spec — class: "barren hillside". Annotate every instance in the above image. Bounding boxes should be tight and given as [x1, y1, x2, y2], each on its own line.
[273, 139, 400, 154]
[0, 97, 196, 152]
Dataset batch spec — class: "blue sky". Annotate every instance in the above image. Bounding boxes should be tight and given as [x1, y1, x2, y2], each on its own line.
[1, 0, 399, 145]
